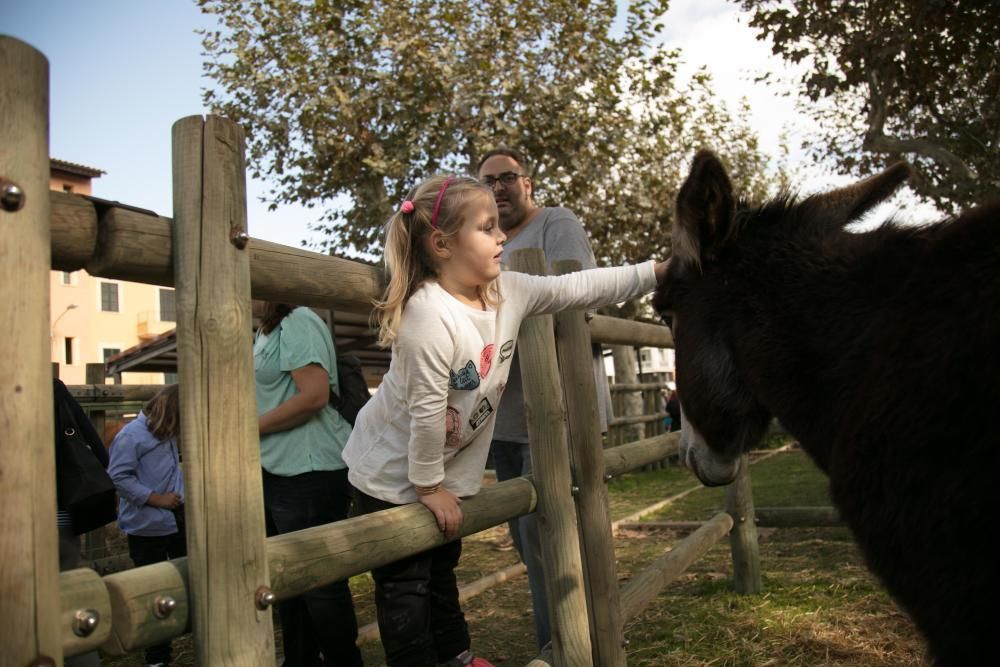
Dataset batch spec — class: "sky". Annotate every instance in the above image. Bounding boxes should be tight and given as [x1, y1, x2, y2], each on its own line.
[4, 0, 936, 251]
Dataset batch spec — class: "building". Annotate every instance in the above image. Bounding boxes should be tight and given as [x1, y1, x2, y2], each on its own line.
[49, 159, 175, 385]
[603, 346, 676, 388]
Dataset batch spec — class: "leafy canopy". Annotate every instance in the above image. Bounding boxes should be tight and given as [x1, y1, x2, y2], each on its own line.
[736, 0, 999, 212]
[200, 0, 774, 262]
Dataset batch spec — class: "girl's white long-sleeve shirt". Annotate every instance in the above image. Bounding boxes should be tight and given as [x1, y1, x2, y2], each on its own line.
[343, 261, 657, 504]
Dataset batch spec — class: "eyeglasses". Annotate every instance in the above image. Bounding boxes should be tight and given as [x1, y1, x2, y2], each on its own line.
[480, 171, 525, 188]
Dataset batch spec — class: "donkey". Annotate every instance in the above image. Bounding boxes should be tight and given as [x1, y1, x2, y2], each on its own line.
[653, 150, 999, 666]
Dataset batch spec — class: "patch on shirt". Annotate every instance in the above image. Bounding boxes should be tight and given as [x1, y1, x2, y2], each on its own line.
[449, 360, 480, 390]
[498, 340, 514, 363]
[468, 397, 494, 431]
[445, 406, 462, 449]
[479, 344, 495, 378]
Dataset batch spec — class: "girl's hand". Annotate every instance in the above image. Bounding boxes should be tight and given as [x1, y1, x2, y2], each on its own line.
[418, 487, 463, 539]
[654, 257, 671, 283]
[148, 491, 183, 509]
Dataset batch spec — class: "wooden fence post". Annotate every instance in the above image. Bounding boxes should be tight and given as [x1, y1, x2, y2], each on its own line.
[172, 114, 274, 665]
[725, 454, 762, 594]
[509, 248, 594, 665]
[552, 259, 626, 667]
[0, 35, 62, 666]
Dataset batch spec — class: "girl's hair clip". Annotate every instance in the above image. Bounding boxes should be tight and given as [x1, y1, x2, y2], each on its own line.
[400, 200, 415, 214]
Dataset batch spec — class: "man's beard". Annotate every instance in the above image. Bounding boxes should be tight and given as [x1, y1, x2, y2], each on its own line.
[498, 202, 525, 232]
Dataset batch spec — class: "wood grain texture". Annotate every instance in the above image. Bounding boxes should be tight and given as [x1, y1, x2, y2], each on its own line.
[725, 455, 762, 594]
[619, 512, 733, 621]
[552, 259, 625, 667]
[508, 248, 594, 666]
[172, 114, 274, 665]
[0, 35, 61, 666]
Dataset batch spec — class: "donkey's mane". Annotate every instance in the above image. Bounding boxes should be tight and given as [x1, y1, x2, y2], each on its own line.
[733, 192, 804, 238]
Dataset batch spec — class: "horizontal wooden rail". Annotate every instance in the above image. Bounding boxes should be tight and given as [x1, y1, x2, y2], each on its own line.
[588, 314, 672, 348]
[619, 512, 733, 621]
[51, 191, 383, 314]
[62, 477, 536, 656]
[608, 412, 668, 427]
[60, 432, 679, 656]
[614, 520, 706, 532]
[619, 507, 844, 532]
[603, 432, 680, 477]
[610, 382, 671, 392]
[69, 384, 164, 402]
[755, 506, 842, 527]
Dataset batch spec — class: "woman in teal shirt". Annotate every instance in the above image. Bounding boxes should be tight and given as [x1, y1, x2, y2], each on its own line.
[255, 303, 363, 667]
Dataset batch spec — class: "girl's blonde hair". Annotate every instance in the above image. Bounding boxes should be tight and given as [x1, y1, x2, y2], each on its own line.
[143, 384, 180, 440]
[374, 174, 499, 347]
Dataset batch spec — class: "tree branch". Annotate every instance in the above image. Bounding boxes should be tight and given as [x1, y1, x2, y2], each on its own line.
[863, 71, 974, 180]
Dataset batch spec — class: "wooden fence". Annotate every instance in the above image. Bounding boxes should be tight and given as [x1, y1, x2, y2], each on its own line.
[2, 35, 779, 667]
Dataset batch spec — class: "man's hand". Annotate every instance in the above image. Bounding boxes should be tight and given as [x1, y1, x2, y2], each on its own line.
[148, 491, 183, 509]
[418, 487, 463, 539]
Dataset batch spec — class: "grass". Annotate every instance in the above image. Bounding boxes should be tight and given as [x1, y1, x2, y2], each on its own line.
[100, 442, 928, 666]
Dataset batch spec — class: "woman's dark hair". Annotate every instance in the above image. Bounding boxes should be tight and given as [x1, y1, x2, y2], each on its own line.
[260, 302, 294, 335]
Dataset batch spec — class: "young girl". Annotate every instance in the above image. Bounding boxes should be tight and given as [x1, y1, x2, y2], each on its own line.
[108, 384, 186, 667]
[343, 174, 667, 667]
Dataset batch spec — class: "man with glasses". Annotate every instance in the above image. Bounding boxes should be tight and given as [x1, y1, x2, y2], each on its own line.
[475, 147, 612, 650]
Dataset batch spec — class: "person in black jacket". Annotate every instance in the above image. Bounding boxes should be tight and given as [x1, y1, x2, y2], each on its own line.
[54, 377, 113, 667]
[665, 389, 681, 433]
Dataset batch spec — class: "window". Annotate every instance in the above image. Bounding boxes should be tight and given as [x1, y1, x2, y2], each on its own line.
[61, 271, 73, 285]
[64, 337, 75, 365]
[100, 282, 119, 312]
[159, 288, 176, 322]
[102, 347, 121, 362]
[164, 372, 178, 384]
[62, 184, 73, 193]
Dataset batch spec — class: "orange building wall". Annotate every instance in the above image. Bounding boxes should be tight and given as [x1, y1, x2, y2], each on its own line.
[49, 166, 173, 384]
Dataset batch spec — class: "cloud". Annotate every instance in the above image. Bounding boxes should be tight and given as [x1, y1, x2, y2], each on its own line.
[658, 0, 941, 226]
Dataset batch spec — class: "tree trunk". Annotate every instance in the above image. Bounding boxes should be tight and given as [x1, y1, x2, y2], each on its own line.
[611, 344, 644, 443]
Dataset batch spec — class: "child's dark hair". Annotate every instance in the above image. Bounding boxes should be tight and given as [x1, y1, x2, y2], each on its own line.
[143, 384, 180, 440]
[374, 174, 497, 347]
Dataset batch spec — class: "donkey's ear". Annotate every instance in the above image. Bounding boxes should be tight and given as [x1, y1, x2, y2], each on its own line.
[808, 162, 912, 230]
[673, 150, 735, 272]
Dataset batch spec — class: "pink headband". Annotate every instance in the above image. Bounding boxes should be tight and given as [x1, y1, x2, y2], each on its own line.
[431, 176, 454, 229]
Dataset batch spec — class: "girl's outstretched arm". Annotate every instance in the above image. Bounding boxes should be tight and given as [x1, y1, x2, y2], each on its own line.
[510, 259, 662, 317]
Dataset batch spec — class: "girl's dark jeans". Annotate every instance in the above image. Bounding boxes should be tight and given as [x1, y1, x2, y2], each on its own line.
[352, 487, 470, 667]
[263, 468, 363, 667]
[127, 531, 187, 666]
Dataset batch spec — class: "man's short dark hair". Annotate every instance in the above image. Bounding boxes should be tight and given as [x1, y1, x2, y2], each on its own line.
[476, 147, 530, 174]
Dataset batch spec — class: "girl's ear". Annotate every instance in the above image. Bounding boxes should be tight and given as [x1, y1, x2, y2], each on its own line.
[429, 230, 451, 259]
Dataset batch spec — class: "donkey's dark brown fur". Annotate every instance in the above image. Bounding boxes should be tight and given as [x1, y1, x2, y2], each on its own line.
[655, 150, 1000, 666]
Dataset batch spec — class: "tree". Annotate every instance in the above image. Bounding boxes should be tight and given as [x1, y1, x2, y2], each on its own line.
[200, 0, 774, 261]
[736, 0, 999, 213]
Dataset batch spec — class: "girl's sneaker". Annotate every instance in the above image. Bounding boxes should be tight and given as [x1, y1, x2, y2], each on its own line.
[439, 650, 495, 667]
